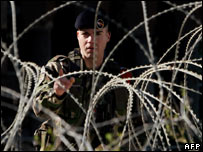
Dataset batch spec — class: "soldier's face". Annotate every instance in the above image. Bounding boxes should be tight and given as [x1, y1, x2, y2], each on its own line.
[77, 27, 111, 68]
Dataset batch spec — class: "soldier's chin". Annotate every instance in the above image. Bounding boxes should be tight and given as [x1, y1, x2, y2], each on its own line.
[85, 53, 93, 58]
[86, 50, 96, 56]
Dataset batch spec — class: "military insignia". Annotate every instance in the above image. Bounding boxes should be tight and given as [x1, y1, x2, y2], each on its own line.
[97, 19, 104, 29]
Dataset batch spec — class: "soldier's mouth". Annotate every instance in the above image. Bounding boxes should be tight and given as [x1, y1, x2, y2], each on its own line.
[86, 47, 95, 52]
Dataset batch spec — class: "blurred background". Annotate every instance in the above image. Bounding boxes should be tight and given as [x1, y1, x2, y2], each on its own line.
[1, 1, 202, 150]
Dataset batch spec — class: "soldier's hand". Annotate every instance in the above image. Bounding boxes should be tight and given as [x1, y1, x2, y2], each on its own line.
[54, 69, 75, 96]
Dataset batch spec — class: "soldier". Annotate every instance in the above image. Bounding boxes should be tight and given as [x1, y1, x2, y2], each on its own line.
[33, 9, 131, 151]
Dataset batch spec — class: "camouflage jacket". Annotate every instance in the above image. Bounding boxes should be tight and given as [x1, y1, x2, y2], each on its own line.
[32, 48, 130, 149]
[33, 48, 129, 123]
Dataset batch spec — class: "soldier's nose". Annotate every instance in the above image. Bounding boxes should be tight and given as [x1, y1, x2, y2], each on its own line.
[87, 35, 94, 43]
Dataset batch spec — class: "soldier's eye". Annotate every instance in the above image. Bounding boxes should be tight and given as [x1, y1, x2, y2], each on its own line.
[96, 31, 102, 35]
[82, 32, 89, 36]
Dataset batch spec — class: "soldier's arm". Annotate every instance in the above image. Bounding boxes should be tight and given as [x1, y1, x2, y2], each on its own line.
[33, 56, 69, 118]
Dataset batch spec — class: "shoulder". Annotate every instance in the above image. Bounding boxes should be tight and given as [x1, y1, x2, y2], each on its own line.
[46, 48, 83, 74]
[45, 55, 68, 75]
[67, 48, 83, 71]
[44, 51, 73, 77]
[105, 58, 121, 75]
[46, 48, 81, 67]
[47, 48, 81, 64]
[67, 48, 81, 59]
[105, 59, 133, 82]
[48, 55, 68, 63]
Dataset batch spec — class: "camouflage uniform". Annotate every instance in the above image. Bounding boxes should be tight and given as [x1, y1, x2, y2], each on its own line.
[33, 48, 129, 150]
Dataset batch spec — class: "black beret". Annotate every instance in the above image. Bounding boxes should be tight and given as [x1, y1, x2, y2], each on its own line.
[75, 9, 109, 29]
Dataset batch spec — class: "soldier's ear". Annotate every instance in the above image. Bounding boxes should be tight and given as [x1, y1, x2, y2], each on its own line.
[76, 31, 79, 39]
[107, 31, 111, 42]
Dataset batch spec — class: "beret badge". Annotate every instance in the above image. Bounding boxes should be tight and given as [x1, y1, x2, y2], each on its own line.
[97, 19, 105, 29]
